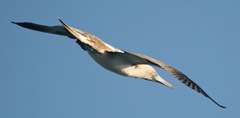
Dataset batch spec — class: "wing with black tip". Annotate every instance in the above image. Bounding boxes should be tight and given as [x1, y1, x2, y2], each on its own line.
[108, 51, 226, 109]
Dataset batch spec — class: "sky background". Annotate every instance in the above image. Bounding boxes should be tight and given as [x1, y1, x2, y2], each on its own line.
[0, 0, 239, 117]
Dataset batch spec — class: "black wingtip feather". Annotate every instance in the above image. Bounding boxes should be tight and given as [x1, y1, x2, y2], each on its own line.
[11, 21, 17, 24]
[11, 21, 33, 29]
[204, 92, 227, 109]
[58, 19, 64, 25]
[208, 96, 226, 109]
[11, 21, 26, 27]
[197, 86, 226, 109]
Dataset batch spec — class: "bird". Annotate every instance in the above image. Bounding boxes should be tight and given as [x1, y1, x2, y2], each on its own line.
[12, 19, 226, 109]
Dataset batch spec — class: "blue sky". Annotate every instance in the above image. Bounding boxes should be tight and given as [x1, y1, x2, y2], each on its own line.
[0, 0, 239, 117]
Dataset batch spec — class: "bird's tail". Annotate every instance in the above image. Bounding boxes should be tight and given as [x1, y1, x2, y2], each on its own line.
[154, 75, 174, 89]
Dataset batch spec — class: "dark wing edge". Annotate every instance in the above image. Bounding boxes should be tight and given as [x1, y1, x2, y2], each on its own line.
[123, 51, 226, 109]
[11, 21, 74, 38]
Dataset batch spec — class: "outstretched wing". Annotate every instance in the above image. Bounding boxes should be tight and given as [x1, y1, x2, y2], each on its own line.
[108, 51, 226, 108]
[11, 21, 76, 38]
[12, 21, 95, 51]
[12, 20, 119, 53]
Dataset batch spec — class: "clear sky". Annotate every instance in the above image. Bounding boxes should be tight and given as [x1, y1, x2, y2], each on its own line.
[0, 0, 239, 117]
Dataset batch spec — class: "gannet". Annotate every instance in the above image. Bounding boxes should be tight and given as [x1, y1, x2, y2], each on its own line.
[12, 19, 226, 108]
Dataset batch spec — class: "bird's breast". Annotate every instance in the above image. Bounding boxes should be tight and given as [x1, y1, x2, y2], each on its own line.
[88, 52, 130, 76]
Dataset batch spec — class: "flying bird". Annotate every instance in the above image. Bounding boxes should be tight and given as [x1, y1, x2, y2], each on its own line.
[12, 19, 226, 109]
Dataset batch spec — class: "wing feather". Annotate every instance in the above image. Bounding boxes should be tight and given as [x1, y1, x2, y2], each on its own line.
[111, 51, 226, 108]
[11, 21, 75, 38]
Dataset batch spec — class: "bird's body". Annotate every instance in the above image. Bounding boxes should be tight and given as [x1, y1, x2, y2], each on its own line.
[88, 51, 171, 87]
[12, 20, 225, 108]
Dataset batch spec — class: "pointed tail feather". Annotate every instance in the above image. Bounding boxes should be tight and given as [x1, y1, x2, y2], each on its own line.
[154, 75, 174, 89]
